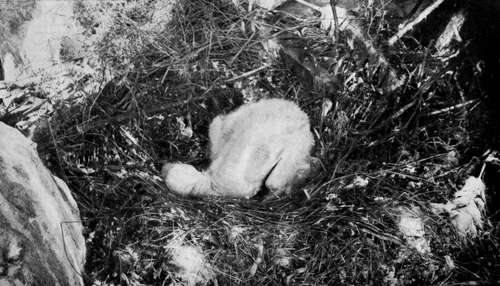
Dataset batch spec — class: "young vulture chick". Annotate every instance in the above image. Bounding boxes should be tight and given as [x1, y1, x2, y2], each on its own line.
[162, 98, 317, 199]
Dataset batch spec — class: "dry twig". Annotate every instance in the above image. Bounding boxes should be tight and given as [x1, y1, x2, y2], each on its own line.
[388, 0, 446, 46]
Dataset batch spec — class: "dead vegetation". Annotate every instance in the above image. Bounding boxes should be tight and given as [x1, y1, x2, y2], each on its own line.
[27, 0, 500, 285]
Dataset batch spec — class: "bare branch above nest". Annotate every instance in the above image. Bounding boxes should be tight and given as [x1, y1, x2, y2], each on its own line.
[388, 0, 446, 46]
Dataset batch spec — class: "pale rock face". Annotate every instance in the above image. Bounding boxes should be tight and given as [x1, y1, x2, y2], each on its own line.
[162, 98, 316, 199]
[1, 53, 20, 82]
[0, 0, 83, 81]
[0, 122, 86, 285]
[21, 0, 80, 71]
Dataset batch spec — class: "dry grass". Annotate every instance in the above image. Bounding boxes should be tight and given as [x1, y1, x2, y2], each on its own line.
[35, 0, 499, 285]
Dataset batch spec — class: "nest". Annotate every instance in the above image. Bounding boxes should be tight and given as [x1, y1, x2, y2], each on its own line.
[34, 0, 500, 285]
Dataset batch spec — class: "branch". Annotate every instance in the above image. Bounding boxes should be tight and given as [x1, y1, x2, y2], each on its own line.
[388, 0, 446, 46]
[225, 64, 271, 82]
[427, 99, 477, 116]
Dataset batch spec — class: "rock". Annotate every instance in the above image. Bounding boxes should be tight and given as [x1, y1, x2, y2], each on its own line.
[1, 0, 82, 79]
[0, 122, 85, 285]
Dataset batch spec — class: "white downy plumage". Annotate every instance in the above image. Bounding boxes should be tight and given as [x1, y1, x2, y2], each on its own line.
[248, 0, 287, 10]
[166, 234, 213, 286]
[431, 176, 486, 237]
[398, 206, 431, 254]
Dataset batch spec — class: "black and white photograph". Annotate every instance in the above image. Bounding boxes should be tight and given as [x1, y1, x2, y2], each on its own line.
[1, 0, 499, 285]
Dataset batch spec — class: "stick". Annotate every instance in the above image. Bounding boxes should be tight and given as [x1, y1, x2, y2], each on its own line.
[225, 64, 271, 82]
[427, 99, 477, 116]
[388, 0, 446, 46]
[229, 31, 256, 66]
[330, 0, 339, 40]
[295, 0, 322, 11]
